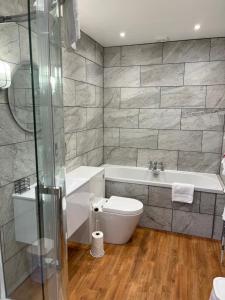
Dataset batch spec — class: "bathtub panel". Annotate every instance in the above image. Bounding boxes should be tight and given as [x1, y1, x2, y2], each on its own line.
[213, 216, 223, 240]
[149, 186, 172, 209]
[139, 205, 172, 232]
[107, 181, 148, 204]
[215, 194, 225, 216]
[199, 193, 216, 215]
[172, 191, 200, 213]
[172, 210, 213, 238]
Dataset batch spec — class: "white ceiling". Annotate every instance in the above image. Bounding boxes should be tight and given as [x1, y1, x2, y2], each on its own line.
[78, 0, 225, 47]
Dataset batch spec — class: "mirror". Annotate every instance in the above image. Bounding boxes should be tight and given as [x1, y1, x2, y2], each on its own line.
[8, 62, 40, 132]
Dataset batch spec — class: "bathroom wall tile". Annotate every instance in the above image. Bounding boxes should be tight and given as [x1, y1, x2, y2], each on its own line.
[66, 154, 87, 172]
[87, 147, 103, 166]
[139, 109, 181, 130]
[104, 88, 120, 108]
[206, 85, 225, 108]
[2, 220, 26, 262]
[75, 32, 96, 62]
[199, 192, 216, 215]
[120, 129, 158, 149]
[149, 187, 172, 209]
[163, 39, 210, 63]
[77, 129, 103, 155]
[4, 247, 32, 295]
[104, 128, 119, 147]
[87, 108, 103, 129]
[213, 216, 223, 240]
[104, 47, 121, 67]
[63, 78, 76, 107]
[121, 87, 160, 108]
[105, 181, 111, 198]
[202, 131, 223, 153]
[172, 210, 213, 238]
[181, 109, 224, 131]
[75, 82, 96, 107]
[172, 192, 200, 213]
[0, 184, 14, 226]
[19, 25, 38, 64]
[137, 149, 178, 170]
[104, 108, 139, 128]
[0, 0, 20, 15]
[210, 38, 225, 61]
[104, 66, 140, 87]
[121, 43, 162, 66]
[0, 104, 26, 146]
[215, 194, 225, 216]
[86, 61, 103, 87]
[178, 152, 221, 173]
[0, 145, 16, 186]
[108, 181, 148, 204]
[62, 49, 86, 81]
[95, 87, 104, 107]
[184, 61, 225, 85]
[161, 86, 206, 108]
[158, 130, 202, 151]
[65, 133, 76, 160]
[104, 147, 137, 166]
[64, 107, 86, 132]
[0, 23, 20, 64]
[141, 64, 184, 87]
[139, 205, 172, 231]
[95, 43, 104, 66]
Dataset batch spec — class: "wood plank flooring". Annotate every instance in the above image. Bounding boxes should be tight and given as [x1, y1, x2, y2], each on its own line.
[68, 227, 225, 300]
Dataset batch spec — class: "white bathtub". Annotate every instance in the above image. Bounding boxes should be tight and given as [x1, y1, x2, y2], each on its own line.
[104, 165, 224, 194]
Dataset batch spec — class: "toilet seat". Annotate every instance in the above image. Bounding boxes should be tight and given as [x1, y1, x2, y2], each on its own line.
[211, 277, 225, 300]
[102, 196, 143, 215]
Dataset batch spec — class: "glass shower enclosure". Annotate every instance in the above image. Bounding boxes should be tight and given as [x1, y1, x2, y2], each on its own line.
[0, 0, 68, 299]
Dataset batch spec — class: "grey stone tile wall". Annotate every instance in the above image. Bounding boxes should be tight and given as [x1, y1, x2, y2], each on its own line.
[63, 32, 104, 171]
[103, 38, 225, 173]
[106, 180, 223, 240]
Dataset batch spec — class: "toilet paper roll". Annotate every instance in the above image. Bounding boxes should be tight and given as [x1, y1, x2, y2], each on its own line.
[90, 231, 104, 258]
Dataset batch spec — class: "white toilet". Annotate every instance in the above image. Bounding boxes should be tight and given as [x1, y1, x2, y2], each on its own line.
[210, 277, 225, 300]
[95, 196, 143, 244]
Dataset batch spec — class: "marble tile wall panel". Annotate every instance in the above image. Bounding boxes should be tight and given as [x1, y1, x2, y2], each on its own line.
[0, 23, 20, 64]
[210, 38, 225, 61]
[181, 109, 224, 131]
[121, 43, 162, 66]
[104, 47, 121, 67]
[65, 133, 76, 160]
[63, 78, 76, 107]
[184, 61, 225, 85]
[87, 147, 103, 166]
[172, 210, 213, 238]
[104, 147, 137, 166]
[87, 108, 103, 129]
[104, 128, 120, 147]
[139, 109, 181, 130]
[104, 66, 140, 87]
[163, 40, 210, 63]
[75, 82, 96, 107]
[86, 61, 103, 87]
[139, 205, 172, 231]
[104, 108, 139, 128]
[178, 152, 221, 173]
[104, 88, 121, 108]
[206, 85, 225, 108]
[121, 87, 160, 108]
[107, 181, 148, 204]
[120, 129, 158, 149]
[202, 131, 223, 153]
[161, 86, 206, 108]
[64, 107, 86, 132]
[141, 63, 184, 87]
[158, 130, 202, 151]
[137, 149, 178, 170]
[62, 49, 86, 81]
[76, 129, 103, 156]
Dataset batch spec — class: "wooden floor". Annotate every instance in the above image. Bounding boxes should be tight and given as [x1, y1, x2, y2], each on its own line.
[68, 227, 225, 300]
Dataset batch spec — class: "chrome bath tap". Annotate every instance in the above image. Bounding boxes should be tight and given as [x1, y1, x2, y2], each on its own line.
[149, 161, 164, 175]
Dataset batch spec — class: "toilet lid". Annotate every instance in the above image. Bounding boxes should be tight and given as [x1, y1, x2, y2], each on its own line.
[102, 196, 143, 215]
[213, 277, 225, 300]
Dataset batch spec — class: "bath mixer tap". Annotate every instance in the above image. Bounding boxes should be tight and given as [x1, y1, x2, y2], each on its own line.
[149, 161, 164, 175]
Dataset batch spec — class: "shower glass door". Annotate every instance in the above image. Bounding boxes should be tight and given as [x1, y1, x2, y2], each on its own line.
[28, 0, 68, 299]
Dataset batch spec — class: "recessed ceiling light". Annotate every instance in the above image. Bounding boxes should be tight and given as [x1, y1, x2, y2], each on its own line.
[120, 32, 126, 38]
[194, 24, 201, 31]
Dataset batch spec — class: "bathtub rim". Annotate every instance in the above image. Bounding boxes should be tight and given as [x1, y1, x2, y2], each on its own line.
[102, 164, 225, 194]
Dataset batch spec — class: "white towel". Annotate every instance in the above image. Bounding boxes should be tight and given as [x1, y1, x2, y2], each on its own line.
[222, 157, 225, 176]
[63, 0, 81, 50]
[172, 182, 194, 204]
[222, 207, 225, 221]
